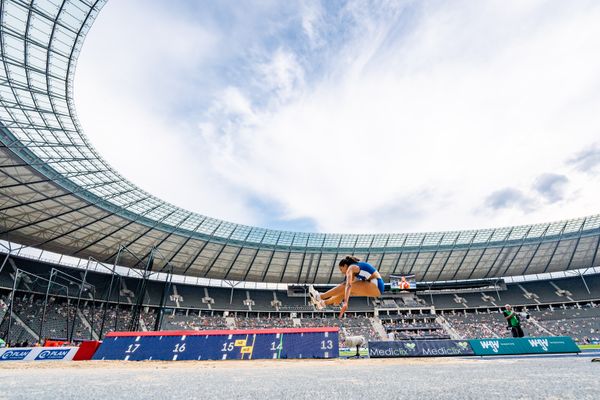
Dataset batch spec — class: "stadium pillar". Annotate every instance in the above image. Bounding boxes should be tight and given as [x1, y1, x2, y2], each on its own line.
[579, 271, 591, 295]
[99, 260, 118, 339]
[69, 262, 91, 342]
[39, 269, 56, 342]
[304, 285, 307, 306]
[427, 283, 434, 306]
[128, 250, 154, 332]
[89, 287, 97, 340]
[0, 252, 9, 274]
[153, 265, 173, 331]
[4, 269, 19, 345]
[115, 276, 123, 332]
[228, 281, 240, 305]
[494, 278, 502, 301]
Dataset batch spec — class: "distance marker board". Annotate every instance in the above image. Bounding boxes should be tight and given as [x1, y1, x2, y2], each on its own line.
[92, 327, 339, 361]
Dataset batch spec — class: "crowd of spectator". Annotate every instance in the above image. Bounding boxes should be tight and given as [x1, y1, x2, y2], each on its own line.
[387, 330, 450, 340]
[301, 316, 379, 341]
[531, 304, 600, 343]
[384, 322, 443, 330]
[3, 293, 600, 345]
[381, 313, 436, 321]
[445, 303, 600, 342]
[382, 319, 448, 340]
[235, 317, 295, 329]
[157, 313, 379, 341]
[162, 313, 229, 330]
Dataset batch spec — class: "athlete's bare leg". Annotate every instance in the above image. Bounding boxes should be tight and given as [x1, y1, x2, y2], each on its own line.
[324, 281, 381, 305]
[348, 281, 381, 297]
[320, 284, 345, 300]
[324, 294, 345, 305]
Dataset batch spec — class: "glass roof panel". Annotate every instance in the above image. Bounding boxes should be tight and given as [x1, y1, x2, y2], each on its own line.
[0, 0, 598, 269]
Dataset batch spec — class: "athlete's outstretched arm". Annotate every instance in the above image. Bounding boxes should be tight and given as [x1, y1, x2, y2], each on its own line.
[339, 266, 357, 318]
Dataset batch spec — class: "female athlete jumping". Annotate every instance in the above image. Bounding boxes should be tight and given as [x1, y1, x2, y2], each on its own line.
[309, 256, 384, 318]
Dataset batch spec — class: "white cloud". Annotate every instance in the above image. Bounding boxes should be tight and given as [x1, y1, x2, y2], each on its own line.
[74, 0, 262, 225]
[76, 0, 600, 234]
[258, 49, 305, 103]
[300, 0, 324, 47]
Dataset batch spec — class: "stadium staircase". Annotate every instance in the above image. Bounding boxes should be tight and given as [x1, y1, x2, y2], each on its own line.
[76, 309, 99, 340]
[138, 317, 148, 332]
[8, 311, 39, 342]
[436, 315, 460, 340]
[481, 324, 497, 337]
[120, 280, 134, 304]
[369, 317, 387, 340]
[226, 317, 237, 329]
[528, 316, 554, 336]
[171, 285, 182, 308]
[549, 282, 575, 302]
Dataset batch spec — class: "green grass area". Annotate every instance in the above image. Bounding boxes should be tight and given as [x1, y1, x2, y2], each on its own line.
[339, 348, 369, 357]
[578, 344, 600, 350]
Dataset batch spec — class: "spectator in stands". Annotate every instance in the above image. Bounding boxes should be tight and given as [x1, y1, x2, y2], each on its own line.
[502, 305, 524, 338]
[0, 337, 6, 348]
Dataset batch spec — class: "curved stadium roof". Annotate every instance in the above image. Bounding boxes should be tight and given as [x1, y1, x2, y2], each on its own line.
[1, 0, 600, 284]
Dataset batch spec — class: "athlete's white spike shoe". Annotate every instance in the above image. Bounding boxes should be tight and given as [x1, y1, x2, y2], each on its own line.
[309, 285, 325, 310]
[309, 285, 321, 301]
[313, 298, 326, 310]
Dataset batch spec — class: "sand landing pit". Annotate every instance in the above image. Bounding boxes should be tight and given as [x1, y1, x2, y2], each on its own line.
[0, 356, 472, 370]
[1, 357, 598, 399]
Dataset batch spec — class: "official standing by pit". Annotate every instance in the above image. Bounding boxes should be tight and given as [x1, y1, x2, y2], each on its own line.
[503, 304, 524, 338]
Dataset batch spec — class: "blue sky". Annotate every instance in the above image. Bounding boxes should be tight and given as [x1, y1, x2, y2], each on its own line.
[75, 0, 600, 234]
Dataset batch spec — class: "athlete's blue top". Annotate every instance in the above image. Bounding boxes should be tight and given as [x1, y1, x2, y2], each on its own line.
[345, 261, 385, 294]
[354, 261, 377, 281]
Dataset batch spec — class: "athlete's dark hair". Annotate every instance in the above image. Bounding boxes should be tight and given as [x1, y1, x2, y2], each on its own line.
[339, 255, 360, 267]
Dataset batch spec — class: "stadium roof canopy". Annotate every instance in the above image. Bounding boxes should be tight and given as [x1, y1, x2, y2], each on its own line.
[1, 0, 600, 284]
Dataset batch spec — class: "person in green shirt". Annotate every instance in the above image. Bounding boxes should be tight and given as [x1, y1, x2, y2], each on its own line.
[0, 337, 6, 348]
[502, 304, 524, 338]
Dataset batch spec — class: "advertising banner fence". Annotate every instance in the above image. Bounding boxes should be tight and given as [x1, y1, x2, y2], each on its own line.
[368, 340, 474, 358]
[0, 347, 79, 362]
[469, 337, 580, 356]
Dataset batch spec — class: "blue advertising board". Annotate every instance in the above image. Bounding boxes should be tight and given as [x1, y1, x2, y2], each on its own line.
[469, 337, 580, 356]
[368, 340, 474, 358]
[0, 349, 31, 361]
[92, 328, 339, 361]
[34, 349, 73, 360]
[0, 347, 79, 361]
